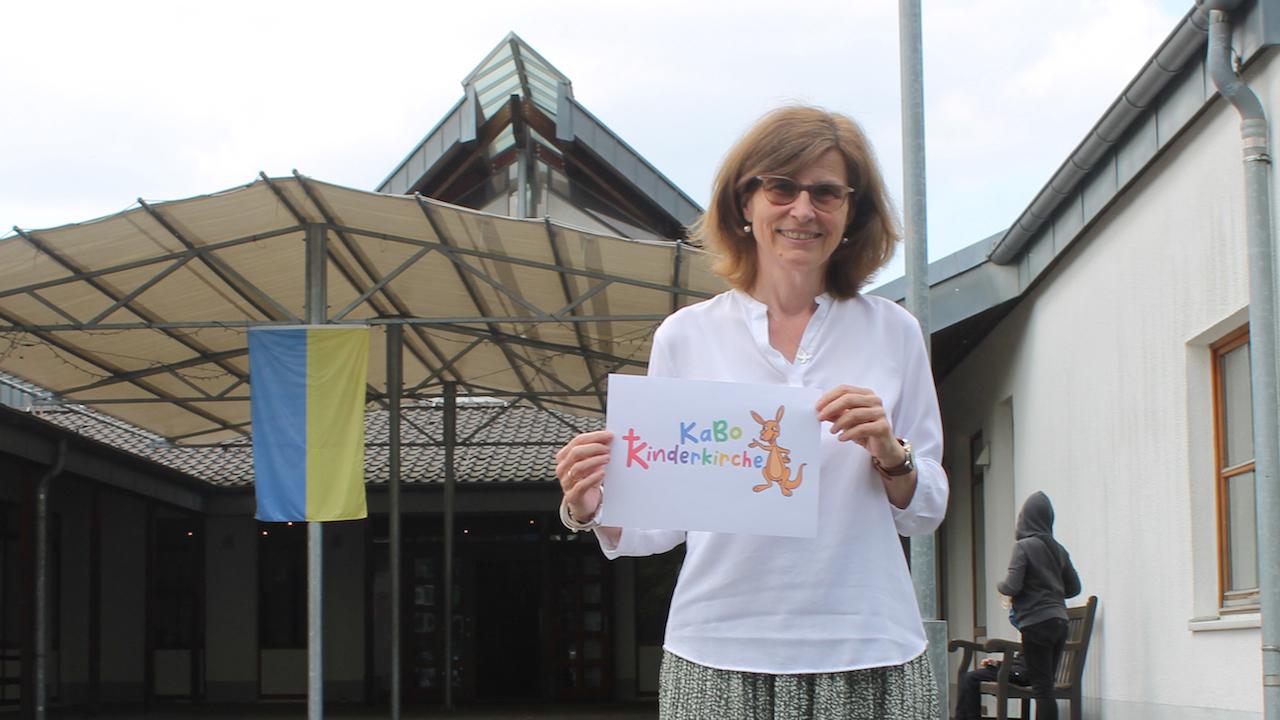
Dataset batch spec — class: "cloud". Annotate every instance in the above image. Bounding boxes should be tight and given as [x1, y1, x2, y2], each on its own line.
[917, 0, 1180, 257]
[0, 0, 1186, 265]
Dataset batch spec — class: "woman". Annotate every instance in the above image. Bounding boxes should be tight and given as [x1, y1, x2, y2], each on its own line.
[997, 491, 1081, 720]
[556, 105, 948, 719]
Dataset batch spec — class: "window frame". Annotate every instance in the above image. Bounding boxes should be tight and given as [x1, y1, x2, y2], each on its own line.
[258, 521, 307, 650]
[1211, 325, 1258, 611]
[970, 431, 987, 637]
[152, 516, 202, 651]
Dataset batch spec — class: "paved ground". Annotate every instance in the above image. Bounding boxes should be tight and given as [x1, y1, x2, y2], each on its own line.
[46, 702, 659, 719]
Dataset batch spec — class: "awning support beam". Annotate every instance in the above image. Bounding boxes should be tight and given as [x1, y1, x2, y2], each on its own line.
[86, 256, 194, 326]
[138, 199, 300, 323]
[12, 227, 255, 414]
[328, 222, 712, 300]
[425, 322, 646, 369]
[443, 249, 552, 319]
[26, 290, 84, 326]
[286, 173, 472, 391]
[0, 306, 248, 439]
[1, 314, 671, 332]
[331, 245, 436, 321]
[545, 218, 606, 408]
[415, 198, 544, 404]
[0, 225, 303, 301]
[552, 279, 612, 319]
[61, 349, 248, 395]
[409, 338, 485, 393]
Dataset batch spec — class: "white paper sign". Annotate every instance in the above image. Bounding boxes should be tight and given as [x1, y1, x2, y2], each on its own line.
[597, 374, 822, 537]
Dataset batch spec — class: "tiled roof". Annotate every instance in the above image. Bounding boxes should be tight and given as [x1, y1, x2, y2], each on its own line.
[32, 401, 603, 488]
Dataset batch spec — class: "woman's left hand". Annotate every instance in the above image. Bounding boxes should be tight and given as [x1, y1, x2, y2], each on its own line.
[815, 385, 907, 468]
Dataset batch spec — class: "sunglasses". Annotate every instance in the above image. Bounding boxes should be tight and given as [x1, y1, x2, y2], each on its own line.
[752, 175, 855, 212]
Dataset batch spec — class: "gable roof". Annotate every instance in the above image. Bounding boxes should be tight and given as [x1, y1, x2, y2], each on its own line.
[377, 32, 701, 239]
[0, 401, 209, 510]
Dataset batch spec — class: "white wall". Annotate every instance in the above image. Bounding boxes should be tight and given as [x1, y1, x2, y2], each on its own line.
[940, 53, 1267, 718]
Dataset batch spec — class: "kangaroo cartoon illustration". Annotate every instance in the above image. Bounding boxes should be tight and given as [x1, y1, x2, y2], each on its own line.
[748, 405, 806, 497]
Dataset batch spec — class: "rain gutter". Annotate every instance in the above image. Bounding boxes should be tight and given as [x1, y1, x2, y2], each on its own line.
[988, 9, 1212, 264]
[1201, 2, 1280, 718]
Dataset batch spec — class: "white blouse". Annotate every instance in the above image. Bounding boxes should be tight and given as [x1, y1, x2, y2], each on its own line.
[598, 289, 948, 674]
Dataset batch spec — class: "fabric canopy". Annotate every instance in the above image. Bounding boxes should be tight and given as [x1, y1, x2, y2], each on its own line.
[0, 175, 725, 445]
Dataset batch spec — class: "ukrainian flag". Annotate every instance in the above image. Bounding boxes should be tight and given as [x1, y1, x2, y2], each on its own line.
[249, 326, 370, 522]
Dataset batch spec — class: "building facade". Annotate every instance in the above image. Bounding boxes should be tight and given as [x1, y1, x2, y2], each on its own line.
[921, 3, 1273, 717]
[3, 6, 1279, 717]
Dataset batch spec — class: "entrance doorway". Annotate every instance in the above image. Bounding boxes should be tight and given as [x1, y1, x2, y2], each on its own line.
[471, 548, 541, 699]
[371, 512, 614, 705]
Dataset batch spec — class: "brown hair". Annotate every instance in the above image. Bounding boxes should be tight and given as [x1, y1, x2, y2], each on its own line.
[692, 105, 900, 298]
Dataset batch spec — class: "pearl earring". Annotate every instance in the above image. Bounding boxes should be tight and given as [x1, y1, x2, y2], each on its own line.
[840, 237, 850, 245]
[743, 224, 752, 234]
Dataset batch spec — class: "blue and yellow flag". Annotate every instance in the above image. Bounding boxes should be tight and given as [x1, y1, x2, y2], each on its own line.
[249, 326, 370, 522]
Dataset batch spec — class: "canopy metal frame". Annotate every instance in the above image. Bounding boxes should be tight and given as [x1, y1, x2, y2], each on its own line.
[1, 175, 715, 440]
[0, 173, 722, 718]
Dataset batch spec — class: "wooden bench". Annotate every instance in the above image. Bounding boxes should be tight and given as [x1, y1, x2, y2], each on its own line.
[949, 595, 1097, 720]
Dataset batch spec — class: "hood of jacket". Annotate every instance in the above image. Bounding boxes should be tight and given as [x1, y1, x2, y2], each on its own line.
[1015, 491, 1055, 540]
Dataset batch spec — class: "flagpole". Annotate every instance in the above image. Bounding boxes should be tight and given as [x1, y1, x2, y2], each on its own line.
[899, 2, 947, 716]
[387, 323, 403, 720]
[305, 222, 327, 720]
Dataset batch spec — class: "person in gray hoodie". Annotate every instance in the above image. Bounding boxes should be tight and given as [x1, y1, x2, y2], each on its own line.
[997, 491, 1081, 720]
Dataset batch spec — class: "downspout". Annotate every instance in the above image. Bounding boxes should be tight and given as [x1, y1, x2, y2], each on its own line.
[35, 438, 67, 720]
[1201, 3, 1280, 718]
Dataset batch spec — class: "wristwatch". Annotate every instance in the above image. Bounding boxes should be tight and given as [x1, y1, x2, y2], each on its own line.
[873, 438, 914, 477]
[559, 497, 602, 532]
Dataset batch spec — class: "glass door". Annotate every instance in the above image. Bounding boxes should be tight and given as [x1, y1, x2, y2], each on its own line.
[551, 534, 612, 699]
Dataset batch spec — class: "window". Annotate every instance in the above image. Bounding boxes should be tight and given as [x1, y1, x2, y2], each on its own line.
[1212, 326, 1256, 609]
[0, 502, 20, 706]
[258, 522, 306, 649]
[970, 432, 987, 636]
[153, 517, 201, 650]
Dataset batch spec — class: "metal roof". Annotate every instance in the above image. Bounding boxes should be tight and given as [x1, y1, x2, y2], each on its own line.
[378, 33, 701, 233]
[0, 174, 724, 446]
[463, 32, 569, 127]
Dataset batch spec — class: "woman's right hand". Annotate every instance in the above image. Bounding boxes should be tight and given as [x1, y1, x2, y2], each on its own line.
[555, 430, 614, 522]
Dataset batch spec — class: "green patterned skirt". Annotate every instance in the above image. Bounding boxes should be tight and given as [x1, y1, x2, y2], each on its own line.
[659, 650, 939, 720]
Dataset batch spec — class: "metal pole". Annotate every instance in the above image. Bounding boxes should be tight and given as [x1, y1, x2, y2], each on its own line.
[1205, 9, 1280, 718]
[34, 439, 66, 720]
[305, 223, 327, 720]
[899, 1, 946, 715]
[387, 324, 403, 720]
[899, 8, 931, 355]
[442, 381, 457, 710]
[88, 489, 101, 711]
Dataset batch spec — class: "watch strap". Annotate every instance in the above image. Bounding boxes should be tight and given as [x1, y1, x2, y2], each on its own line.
[873, 438, 914, 477]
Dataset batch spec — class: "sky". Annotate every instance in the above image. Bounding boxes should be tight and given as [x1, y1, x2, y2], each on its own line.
[0, 0, 1191, 287]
